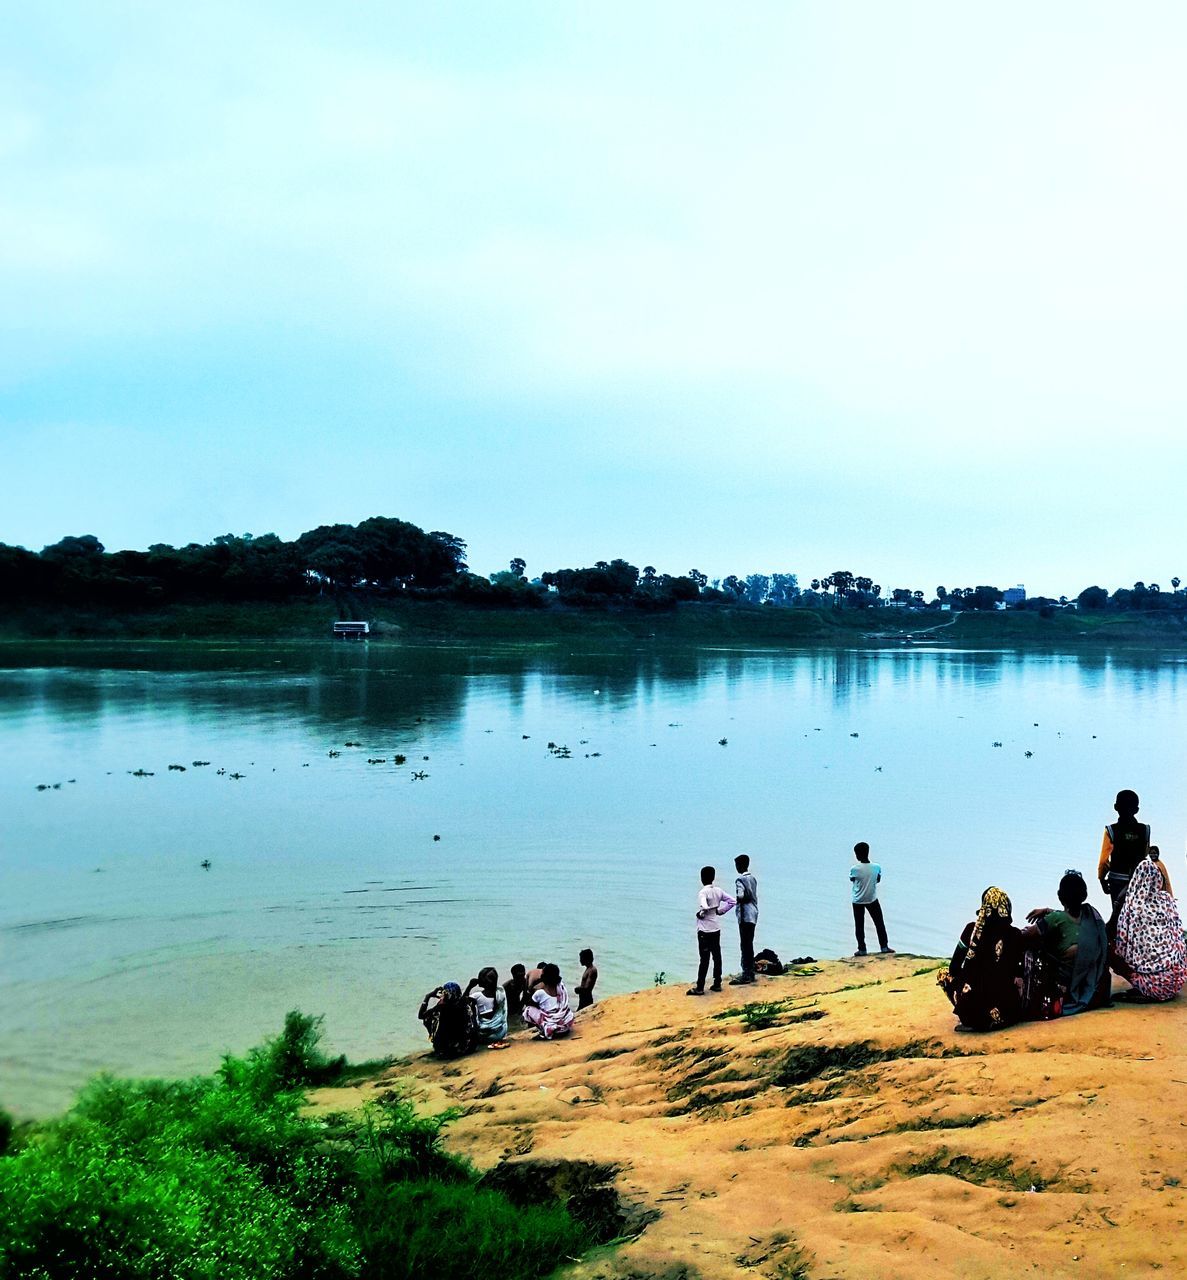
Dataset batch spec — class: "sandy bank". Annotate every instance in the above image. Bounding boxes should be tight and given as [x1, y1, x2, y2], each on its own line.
[313, 956, 1187, 1279]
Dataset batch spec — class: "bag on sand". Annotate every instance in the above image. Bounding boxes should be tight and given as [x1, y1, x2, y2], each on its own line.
[753, 948, 784, 976]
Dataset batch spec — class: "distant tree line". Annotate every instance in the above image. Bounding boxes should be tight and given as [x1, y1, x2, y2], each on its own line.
[0, 518, 467, 607]
[2, 520, 1183, 619]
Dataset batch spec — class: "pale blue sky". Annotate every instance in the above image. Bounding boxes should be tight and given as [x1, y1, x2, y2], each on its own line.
[3, 2, 1187, 595]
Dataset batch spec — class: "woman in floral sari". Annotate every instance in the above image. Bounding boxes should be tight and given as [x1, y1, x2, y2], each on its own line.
[939, 887, 1025, 1030]
[521, 963, 575, 1040]
[1113, 855, 1186, 1002]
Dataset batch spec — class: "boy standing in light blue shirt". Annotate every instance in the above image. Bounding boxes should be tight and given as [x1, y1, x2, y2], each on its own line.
[850, 841, 893, 956]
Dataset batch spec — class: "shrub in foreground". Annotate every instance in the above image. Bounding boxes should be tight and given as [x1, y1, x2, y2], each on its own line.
[0, 1013, 589, 1280]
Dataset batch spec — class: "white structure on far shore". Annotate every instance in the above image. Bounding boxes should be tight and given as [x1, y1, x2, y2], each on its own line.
[1003, 584, 1026, 606]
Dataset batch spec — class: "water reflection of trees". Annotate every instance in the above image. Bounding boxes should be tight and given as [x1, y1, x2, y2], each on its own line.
[4, 642, 1185, 738]
[0, 643, 733, 738]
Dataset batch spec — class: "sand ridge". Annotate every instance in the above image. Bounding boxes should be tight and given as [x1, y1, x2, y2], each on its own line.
[316, 957, 1187, 1279]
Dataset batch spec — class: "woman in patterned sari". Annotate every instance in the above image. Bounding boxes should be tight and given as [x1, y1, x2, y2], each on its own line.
[939, 887, 1025, 1030]
[1113, 855, 1186, 1002]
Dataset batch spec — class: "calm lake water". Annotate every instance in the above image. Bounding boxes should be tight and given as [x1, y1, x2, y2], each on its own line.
[3, 640, 1187, 1116]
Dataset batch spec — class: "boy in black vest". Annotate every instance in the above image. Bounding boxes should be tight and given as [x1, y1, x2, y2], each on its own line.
[1097, 788, 1151, 938]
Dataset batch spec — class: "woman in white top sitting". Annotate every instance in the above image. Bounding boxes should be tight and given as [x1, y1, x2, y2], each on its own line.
[464, 967, 509, 1047]
[521, 963, 574, 1040]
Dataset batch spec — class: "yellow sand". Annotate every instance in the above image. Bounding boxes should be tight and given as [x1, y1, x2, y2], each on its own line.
[313, 957, 1187, 1279]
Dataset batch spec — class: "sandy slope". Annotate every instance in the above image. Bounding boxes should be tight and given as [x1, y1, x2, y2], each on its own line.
[315, 956, 1187, 1280]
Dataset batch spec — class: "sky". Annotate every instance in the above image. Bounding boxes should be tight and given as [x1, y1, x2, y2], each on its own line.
[3, 2, 1187, 597]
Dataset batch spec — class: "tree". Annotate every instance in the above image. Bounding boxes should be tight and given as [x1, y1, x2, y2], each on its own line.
[688, 569, 707, 590]
[967, 585, 1003, 611]
[768, 573, 799, 605]
[829, 570, 855, 602]
[509, 557, 526, 578]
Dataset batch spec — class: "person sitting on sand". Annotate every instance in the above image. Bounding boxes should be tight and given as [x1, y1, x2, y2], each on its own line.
[1021, 870, 1110, 1018]
[521, 962, 575, 1040]
[575, 948, 598, 1010]
[504, 964, 529, 1022]
[465, 967, 510, 1046]
[417, 981, 478, 1058]
[1112, 853, 1186, 1002]
[938, 887, 1024, 1031]
[1098, 789, 1152, 938]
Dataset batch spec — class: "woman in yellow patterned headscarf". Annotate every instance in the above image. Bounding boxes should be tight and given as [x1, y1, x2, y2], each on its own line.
[939, 886, 1024, 1031]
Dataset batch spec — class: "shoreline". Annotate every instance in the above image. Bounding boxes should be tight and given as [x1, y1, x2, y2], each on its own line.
[4, 597, 1187, 651]
[313, 956, 1187, 1279]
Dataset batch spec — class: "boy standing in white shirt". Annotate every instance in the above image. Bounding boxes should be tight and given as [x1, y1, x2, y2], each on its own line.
[688, 864, 735, 995]
[850, 841, 893, 956]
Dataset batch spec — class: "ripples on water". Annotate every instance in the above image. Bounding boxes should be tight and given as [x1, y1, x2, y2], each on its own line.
[3, 641, 1186, 1115]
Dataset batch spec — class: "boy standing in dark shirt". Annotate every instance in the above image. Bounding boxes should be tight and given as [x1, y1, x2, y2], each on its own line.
[1097, 789, 1151, 938]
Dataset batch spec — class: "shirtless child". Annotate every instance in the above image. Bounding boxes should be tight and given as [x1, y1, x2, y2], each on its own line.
[576, 948, 598, 1009]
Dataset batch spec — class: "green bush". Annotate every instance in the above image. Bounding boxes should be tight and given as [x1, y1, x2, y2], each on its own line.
[356, 1181, 587, 1280]
[0, 1013, 589, 1280]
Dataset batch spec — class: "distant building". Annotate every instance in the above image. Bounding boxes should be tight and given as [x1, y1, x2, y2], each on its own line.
[1003, 584, 1026, 606]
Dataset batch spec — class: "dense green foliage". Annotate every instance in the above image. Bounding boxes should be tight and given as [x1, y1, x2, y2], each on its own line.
[0, 519, 468, 608]
[0, 1013, 589, 1280]
[4, 512, 1184, 628]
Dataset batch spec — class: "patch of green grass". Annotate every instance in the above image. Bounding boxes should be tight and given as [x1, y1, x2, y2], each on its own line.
[891, 1113, 995, 1134]
[912, 962, 947, 977]
[0, 1012, 594, 1280]
[834, 1197, 876, 1213]
[585, 1046, 632, 1062]
[772, 1039, 962, 1088]
[895, 1148, 1053, 1191]
[711, 997, 824, 1030]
